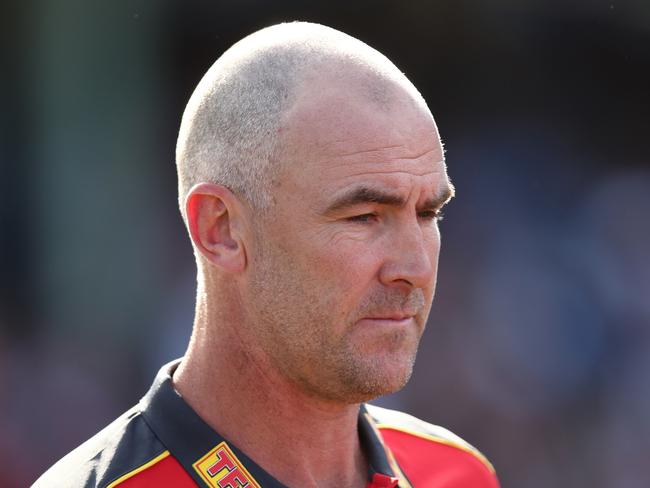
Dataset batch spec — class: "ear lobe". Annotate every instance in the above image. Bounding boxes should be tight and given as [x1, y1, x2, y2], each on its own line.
[185, 184, 247, 273]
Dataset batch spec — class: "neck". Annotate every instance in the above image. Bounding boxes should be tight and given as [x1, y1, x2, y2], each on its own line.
[173, 294, 368, 488]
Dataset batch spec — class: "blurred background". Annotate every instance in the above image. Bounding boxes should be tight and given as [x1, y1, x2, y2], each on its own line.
[2, 0, 649, 486]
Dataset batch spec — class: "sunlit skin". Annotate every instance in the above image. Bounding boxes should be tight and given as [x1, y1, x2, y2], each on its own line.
[244, 84, 452, 403]
[174, 72, 453, 488]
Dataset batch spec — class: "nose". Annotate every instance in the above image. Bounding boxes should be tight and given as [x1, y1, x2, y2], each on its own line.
[378, 219, 439, 289]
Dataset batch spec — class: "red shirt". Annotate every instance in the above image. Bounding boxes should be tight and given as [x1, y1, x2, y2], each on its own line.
[34, 360, 499, 487]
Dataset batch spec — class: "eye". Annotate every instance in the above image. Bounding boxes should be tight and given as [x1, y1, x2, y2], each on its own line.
[418, 210, 444, 222]
[346, 213, 378, 223]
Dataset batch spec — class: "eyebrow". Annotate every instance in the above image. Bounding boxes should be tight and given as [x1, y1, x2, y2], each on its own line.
[324, 184, 455, 214]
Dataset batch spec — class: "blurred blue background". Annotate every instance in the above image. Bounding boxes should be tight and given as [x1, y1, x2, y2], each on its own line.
[2, 1, 649, 486]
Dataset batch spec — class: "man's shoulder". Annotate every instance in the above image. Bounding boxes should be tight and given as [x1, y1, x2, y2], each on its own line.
[364, 403, 492, 464]
[32, 405, 171, 488]
[365, 404, 500, 487]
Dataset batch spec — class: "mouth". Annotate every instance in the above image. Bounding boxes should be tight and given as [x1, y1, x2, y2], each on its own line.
[357, 314, 416, 327]
[362, 310, 417, 320]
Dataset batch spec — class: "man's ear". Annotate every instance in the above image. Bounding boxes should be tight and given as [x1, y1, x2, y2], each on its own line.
[185, 183, 247, 273]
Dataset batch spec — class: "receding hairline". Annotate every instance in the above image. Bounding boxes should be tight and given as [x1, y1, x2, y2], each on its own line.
[175, 22, 432, 220]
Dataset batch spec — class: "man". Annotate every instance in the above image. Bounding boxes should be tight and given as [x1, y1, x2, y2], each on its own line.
[35, 22, 499, 487]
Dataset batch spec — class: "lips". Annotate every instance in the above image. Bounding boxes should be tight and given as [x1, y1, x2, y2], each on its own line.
[364, 315, 413, 321]
[361, 311, 417, 321]
[355, 290, 426, 323]
[358, 312, 418, 327]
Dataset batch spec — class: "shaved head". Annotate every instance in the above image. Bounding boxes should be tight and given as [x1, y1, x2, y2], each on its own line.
[176, 21, 449, 405]
[175, 21, 431, 218]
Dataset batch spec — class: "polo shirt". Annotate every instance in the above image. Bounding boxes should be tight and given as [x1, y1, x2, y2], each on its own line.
[33, 360, 499, 487]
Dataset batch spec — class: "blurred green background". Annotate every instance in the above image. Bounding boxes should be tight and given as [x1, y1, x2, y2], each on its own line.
[2, 1, 649, 486]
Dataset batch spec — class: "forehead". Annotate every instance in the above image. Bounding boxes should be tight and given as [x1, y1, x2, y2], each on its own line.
[277, 80, 448, 199]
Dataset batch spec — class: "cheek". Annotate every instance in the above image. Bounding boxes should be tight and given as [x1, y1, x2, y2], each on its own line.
[428, 230, 442, 266]
[292, 236, 384, 315]
[315, 236, 382, 281]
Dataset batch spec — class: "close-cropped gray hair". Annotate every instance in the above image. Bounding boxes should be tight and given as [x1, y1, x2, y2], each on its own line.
[175, 21, 426, 218]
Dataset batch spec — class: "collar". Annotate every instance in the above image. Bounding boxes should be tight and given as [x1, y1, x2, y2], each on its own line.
[139, 360, 408, 487]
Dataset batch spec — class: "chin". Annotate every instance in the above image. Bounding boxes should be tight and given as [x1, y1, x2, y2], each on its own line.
[338, 354, 417, 403]
[309, 328, 421, 403]
[373, 358, 416, 396]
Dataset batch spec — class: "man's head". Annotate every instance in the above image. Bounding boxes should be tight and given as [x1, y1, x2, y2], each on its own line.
[176, 21, 429, 214]
[176, 22, 453, 403]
